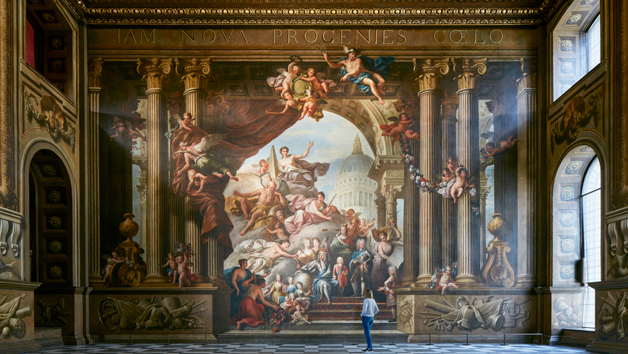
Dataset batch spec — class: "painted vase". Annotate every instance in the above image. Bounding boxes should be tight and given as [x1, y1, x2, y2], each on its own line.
[119, 213, 139, 242]
[487, 213, 507, 242]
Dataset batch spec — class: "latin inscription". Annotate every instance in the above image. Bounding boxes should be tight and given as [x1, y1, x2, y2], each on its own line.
[113, 28, 506, 46]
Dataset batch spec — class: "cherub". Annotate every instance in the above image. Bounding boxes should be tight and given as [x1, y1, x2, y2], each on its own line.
[440, 168, 454, 184]
[450, 166, 475, 203]
[102, 251, 125, 286]
[109, 116, 144, 142]
[265, 221, 290, 241]
[266, 91, 299, 116]
[175, 254, 192, 287]
[438, 265, 459, 294]
[429, 268, 440, 289]
[358, 218, 376, 236]
[379, 113, 419, 144]
[130, 112, 146, 133]
[257, 159, 269, 176]
[178, 112, 196, 133]
[299, 67, 335, 101]
[174, 134, 239, 191]
[298, 90, 322, 121]
[323, 46, 394, 105]
[267, 60, 302, 97]
[480, 136, 519, 157]
[291, 303, 312, 326]
[161, 252, 177, 282]
[446, 156, 459, 174]
[281, 292, 297, 314]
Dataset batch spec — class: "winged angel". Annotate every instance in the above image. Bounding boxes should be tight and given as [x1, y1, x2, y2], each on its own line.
[174, 134, 239, 193]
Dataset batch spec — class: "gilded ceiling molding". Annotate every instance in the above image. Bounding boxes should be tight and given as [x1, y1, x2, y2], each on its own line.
[71, 0, 568, 26]
[84, 18, 542, 26]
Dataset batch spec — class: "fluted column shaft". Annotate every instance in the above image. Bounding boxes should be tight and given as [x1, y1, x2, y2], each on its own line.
[418, 89, 442, 282]
[455, 59, 486, 286]
[88, 59, 103, 282]
[414, 59, 449, 284]
[179, 58, 211, 281]
[138, 58, 173, 282]
[402, 134, 420, 284]
[145, 88, 169, 280]
[376, 195, 387, 229]
[184, 89, 204, 279]
[516, 59, 538, 287]
[440, 93, 458, 267]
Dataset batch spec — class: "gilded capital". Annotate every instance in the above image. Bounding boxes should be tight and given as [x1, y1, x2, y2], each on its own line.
[441, 90, 459, 118]
[413, 58, 451, 92]
[517, 58, 538, 93]
[175, 58, 212, 91]
[454, 58, 487, 91]
[137, 58, 173, 91]
[88, 58, 103, 88]
[381, 182, 402, 202]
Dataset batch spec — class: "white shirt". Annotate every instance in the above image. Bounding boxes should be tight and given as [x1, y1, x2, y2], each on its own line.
[361, 298, 379, 317]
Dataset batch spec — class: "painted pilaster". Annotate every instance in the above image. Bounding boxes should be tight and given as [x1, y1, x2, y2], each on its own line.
[137, 58, 173, 282]
[441, 91, 458, 267]
[415, 58, 450, 284]
[516, 58, 538, 287]
[88, 58, 103, 282]
[178, 58, 212, 281]
[455, 58, 486, 286]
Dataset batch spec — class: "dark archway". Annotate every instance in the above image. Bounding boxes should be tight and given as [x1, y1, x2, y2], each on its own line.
[29, 149, 73, 286]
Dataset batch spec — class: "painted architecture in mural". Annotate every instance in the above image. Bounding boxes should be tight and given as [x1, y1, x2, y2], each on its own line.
[4, 0, 628, 351]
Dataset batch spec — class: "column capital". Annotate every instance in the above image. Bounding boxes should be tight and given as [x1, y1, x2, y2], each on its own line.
[137, 58, 173, 90]
[176, 58, 212, 92]
[441, 90, 459, 119]
[381, 183, 402, 202]
[88, 58, 103, 88]
[454, 58, 487, 91]
[413, 58, 451, 92]
[517, 58, 538, 94]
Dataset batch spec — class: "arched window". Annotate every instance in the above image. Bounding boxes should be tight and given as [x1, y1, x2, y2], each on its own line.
[582, 157, 601, 328]
[359, 192, 363, 206]
[551, 1, 601, 102]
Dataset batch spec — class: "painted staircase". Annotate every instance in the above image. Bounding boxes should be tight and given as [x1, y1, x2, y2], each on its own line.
[219, 297, 407, 344]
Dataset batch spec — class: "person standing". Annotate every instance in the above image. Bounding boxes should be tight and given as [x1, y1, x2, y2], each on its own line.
[361, 288, 379, 352]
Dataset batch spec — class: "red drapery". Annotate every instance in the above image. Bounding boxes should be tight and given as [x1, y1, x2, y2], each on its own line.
[172, 100, 300, 249]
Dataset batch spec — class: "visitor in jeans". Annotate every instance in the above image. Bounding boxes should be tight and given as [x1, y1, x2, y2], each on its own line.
[361, 288, 379, 352]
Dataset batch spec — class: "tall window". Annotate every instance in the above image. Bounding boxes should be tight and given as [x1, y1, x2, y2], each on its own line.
[582, 157, 601, 328]
[587, 15, 601, 71]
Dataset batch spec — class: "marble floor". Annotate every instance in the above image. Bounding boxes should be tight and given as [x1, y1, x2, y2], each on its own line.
[27, 343, 587, 353]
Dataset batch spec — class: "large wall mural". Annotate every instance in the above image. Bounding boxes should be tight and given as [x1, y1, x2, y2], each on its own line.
[85, 23, 539, 338]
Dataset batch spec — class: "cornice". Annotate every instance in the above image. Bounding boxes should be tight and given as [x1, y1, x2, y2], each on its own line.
[71, 0, 568, 26]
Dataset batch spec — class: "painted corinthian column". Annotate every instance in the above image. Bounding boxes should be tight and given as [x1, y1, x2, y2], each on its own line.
[177, 58, 211, 281]
[88, 58, 103, 283]
[138, 58, 173, 282]
[454, 58, 487, 286]
[414, 58, 450, 284]
[516, 58, 538, 288]
[441, 91, 458, 267]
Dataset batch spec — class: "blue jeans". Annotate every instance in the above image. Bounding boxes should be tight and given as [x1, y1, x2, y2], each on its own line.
[362, 315, 374, 349]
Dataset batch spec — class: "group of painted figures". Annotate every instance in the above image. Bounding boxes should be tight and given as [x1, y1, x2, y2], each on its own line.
[224, 214, 402, 331]
[266, 47, 395, 121]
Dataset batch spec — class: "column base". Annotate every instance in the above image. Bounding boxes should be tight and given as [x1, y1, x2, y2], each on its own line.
[194, 275, 211, 283]
[209, 276, 229, 288]
[89, 274, 103, 284]
[454, 274, 482, 287]
[143, 274, 169, 283]
[516, 274, 537, 288]
[415, 274, 434, 286]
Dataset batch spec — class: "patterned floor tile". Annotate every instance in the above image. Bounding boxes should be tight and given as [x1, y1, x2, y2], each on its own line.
[25, 343, 588, 353]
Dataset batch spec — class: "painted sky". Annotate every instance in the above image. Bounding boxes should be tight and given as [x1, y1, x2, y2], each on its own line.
[239, 110, 375, 199]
